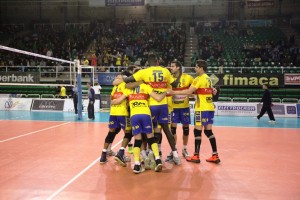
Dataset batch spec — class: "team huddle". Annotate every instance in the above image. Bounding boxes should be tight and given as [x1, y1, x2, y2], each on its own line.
[99, 54, 221, 174]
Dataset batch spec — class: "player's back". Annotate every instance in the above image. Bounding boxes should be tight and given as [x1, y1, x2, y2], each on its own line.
[133, 66, 174, 106]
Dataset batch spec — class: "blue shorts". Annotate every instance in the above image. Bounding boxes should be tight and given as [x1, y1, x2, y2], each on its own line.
[108, 116, 131, 131]
[150, 104, 169, 125]
[131, 114, 153, 136]
[172, 108, 191, 124]
[194, 111, 214, 126]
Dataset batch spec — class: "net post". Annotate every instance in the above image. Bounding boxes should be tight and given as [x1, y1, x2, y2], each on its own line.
[75, 59, 83, 120]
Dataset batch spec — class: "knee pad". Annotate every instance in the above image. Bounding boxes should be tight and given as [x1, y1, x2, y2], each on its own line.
[114, 127, 121, 134]
[171, 126, 177, 135]
[123, 132, 132, 141]
[134, 139, 142, 148]
[154, 132, 162, 144]
[183, 126, 189, 136]
[147, 137, 156, 147]
[204, 129, 214, 138]
[194, 129, 202, 138]
[105, 131, 117, 144]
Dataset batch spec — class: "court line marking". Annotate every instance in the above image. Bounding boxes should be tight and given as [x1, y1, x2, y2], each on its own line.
[46, 139, 122, 200]
[0, 122, 72, 143]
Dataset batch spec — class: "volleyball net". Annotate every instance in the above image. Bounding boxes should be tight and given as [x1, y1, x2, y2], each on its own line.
[0, 45, 96, 120]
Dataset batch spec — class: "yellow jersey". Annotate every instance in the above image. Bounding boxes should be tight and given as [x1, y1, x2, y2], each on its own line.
[110, 82, 129, 116]
[133, 66, 174, 106]
[172, 73, 194, 109]
[123, 83, 153, 117]
[191, 73, 214, 111]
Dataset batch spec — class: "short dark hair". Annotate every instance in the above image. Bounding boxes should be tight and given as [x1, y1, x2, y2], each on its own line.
[148, 54, 158, 66]
[196, 59, 207, 72]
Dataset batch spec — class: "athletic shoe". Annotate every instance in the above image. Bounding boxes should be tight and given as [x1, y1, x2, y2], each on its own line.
[99, 152, 107, 164]
[133, 164, 144, 174]
[186, 154, 201, 163]
[114, 154, 127, 167]
[182, 148, 190, 158]
[165, 152, 173, 162]
[173, 155, 181, 165]
[128, 145, 133, 154]
[253, 116, 259, 121]
[107, 150, 116, 156]
[206, 154, 221, 164]
[154, 159, 163, 172]
[268, 120, 276, 125]
[144, 157, 151, 170]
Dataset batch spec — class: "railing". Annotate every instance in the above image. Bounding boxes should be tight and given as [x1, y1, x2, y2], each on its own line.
[1, 65, 298, 79]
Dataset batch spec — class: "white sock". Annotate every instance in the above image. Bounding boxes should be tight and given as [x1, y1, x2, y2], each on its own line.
[183, 145, 187, 150]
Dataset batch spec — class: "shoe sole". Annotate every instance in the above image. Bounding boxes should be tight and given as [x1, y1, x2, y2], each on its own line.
[182, 153, 190, 158]
[155, 164, 163, 172]
[186, 159, 201, 163]
[114, 156, 127, 167]
[99, 160, 107, 164]
[133, 167, 145, 174]
[206, 159, 221, 164]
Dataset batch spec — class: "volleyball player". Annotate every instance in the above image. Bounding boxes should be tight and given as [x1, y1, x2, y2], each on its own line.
[99, 72, 132, 166]
[116, 54, 181, 165]
[165, 60, 194, 162]
[111, 81, 165, 173]
[168, 59, 221, 164]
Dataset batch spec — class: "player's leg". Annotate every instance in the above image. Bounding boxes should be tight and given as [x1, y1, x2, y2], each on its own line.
[186, 111, 202, 163]
[114, 116, 132, 167]
[100, 116, 121, 164]
[203, 111, 220, 164]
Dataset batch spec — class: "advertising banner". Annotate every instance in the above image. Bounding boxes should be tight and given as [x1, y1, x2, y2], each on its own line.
[106, 0, 145, 6]
[0, 72, 40, 83]
[247, 0, 274, 8]
[284, 73, 300, 85]
[98, 72, 119, 85]
[0, 98, 32, 111]
[257, 104, 285, 115]
[215, 74, 283, 87]
[63, 99, 100, 112]
[146, 0, 212, 6]
[297, 104, 300, 118]
[31, 99, 65, 111]
[217, 103, 257, 116]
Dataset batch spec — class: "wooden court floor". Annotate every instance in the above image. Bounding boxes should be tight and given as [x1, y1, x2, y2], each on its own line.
[0, 120, 300, 200]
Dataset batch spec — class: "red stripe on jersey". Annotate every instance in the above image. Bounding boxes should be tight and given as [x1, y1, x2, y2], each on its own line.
[128, 93, 149, 101]
[146, 82, 167, 89]
[195, 88, 213, 94]
[172, 86, 189, 91]
[112, 92, 123, 99]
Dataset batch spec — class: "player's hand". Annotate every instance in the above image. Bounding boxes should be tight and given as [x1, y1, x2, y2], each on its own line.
[166, 89, 173, 95]
[212, 88, 217, 95]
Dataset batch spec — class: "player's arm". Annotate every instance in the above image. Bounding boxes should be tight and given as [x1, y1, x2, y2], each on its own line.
[168, 86, 196, 96]
[149, 91, 166, 102]
[111, 94, 127, 105]
[126, 81, 143, 89]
